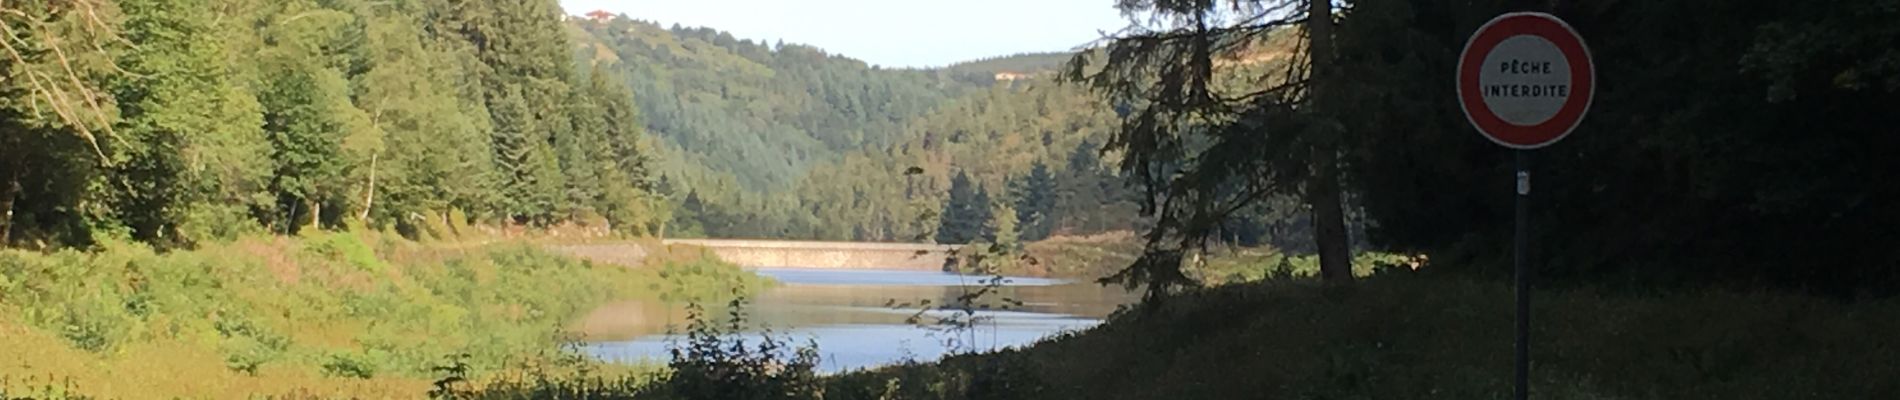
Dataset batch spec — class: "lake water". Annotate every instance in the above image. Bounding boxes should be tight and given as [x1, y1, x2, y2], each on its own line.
[579, 268, 1137, 372]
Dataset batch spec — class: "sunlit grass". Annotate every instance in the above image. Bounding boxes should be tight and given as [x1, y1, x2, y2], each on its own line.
[826, 275, 1900, 400]
[1017, 231, 1417, 285]
[0, 230, 765, 398]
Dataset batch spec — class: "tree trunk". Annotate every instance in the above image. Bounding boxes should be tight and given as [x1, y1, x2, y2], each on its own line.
[1305, 0, 1354, 283]
[0, 172, 18, 245]
[360, 153, 377, 222]
[309, 199, 321, 231]
[1310, 152, 1353, 282]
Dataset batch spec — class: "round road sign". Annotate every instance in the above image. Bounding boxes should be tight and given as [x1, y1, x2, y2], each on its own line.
[1458, 12, 1594, 149]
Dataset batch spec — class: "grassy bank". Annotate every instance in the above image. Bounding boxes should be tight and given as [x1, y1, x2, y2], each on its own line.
[1015, 233, 1142, 279]
[824, 275, 1900, 399]
[0, 231, 764, 399]
[1005, 232, 1416, 284]
[441, 268, 1900, 399]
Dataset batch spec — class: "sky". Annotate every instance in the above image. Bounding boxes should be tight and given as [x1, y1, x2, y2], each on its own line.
[559, 0, 1131, 68]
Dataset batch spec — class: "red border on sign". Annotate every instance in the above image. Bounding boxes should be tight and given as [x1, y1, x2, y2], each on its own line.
[1457, 13, 1594, 149]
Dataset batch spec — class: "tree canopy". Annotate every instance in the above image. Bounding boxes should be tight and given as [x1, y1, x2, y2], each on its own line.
[0, 0, 662, 247]
[1070, 0, 1900, 297]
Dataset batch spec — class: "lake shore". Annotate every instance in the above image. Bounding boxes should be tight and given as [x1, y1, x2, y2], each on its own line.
[0, 232, 763, 399]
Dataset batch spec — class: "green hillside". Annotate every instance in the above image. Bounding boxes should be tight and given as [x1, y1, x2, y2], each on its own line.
[946, 52, 1073, 73]
[566, 15, 1138, 241]
[568, 17, 981, 192]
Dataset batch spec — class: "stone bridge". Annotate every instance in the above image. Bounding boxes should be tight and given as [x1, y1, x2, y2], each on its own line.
[662, 239, 958, 270]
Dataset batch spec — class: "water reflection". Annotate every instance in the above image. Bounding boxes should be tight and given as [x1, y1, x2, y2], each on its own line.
[579, 268, 1136, 372]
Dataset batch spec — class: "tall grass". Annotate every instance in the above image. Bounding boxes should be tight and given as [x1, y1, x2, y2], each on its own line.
[1014, 231, 1419, 285]
[0, 230, 765, 398]
[395, 251, 1897, 399]
[0, 375, 90, 400]
[826, 274, 1900, 400]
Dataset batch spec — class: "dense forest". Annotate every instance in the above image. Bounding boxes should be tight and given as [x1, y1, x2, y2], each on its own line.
[0, 1, 1142, 250]
[568, 15, 1141, 242]
[1071, 0, 1900, 297]
[0, 0, 662, 248]
[567, 18, 970, 191]
[11, 0, 1891, 298]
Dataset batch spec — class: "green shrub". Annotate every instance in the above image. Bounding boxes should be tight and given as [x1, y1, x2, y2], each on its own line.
[0, 273, 16, 301]
[655, 257, 773, 305]
[453, 299, 818, 400]
[322, 351, 381, 379]
[656, 300, 822, 400]
[221, 336, 281, 375]
[214, 315, 289, 374]
[1193, 250, 1411, 284]
[300, 231, 387, 273]
[52, 294, 136, 353]
[447, 208, 472, 237]
[176, 203, 261, 245]
[419, 211, 455, 242]
[58, 314, 113, 353]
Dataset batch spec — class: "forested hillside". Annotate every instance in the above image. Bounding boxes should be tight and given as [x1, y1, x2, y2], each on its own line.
[568, 14, 1141, 242]
[776, 82, 1139, 242]
[652, 80, 1140, 241]
[568, 17, 977, 191]
[943, 52, 1074, 81]
[0, 0, 660, 248]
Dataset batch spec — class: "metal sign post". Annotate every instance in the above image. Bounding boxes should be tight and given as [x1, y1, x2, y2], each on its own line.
[1456, 12, 1593, 400]
[1514, 150, 1531, 400]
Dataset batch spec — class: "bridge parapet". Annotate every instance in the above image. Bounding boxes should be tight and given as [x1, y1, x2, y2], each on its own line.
[662, 239, 958, 270]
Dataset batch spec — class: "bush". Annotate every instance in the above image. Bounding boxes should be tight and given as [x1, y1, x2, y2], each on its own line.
[1193, 249, 1414, 285]
[221, 336, 281, 375]
[215, 315, 289, 375]
[300, 231, 387, 273]
[655, 299, 822, 400]
[176, 203, 261, 245]
[419, 211, 456, 242]
[452, 298, 821, 400]
[447, 208, 472, 237]
[653, 254, 773, 305]
[57, 313, 114, 353]
[322, 351, 381, 379]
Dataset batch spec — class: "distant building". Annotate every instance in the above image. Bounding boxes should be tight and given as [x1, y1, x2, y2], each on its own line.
[585, 10, 614, 22]
[994, 71, 1033, 81]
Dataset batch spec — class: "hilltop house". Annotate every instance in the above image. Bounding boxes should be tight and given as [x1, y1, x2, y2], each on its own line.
[585, 10, 614, 22]
[994, 71, 1033, 81]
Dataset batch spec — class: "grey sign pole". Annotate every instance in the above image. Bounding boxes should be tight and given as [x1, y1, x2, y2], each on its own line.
[1514, 149, 1531, 400]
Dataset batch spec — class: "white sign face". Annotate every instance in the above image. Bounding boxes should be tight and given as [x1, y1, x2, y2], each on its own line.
[1478, 35, 1574, 127]
[1457, 12, 1594, 149]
